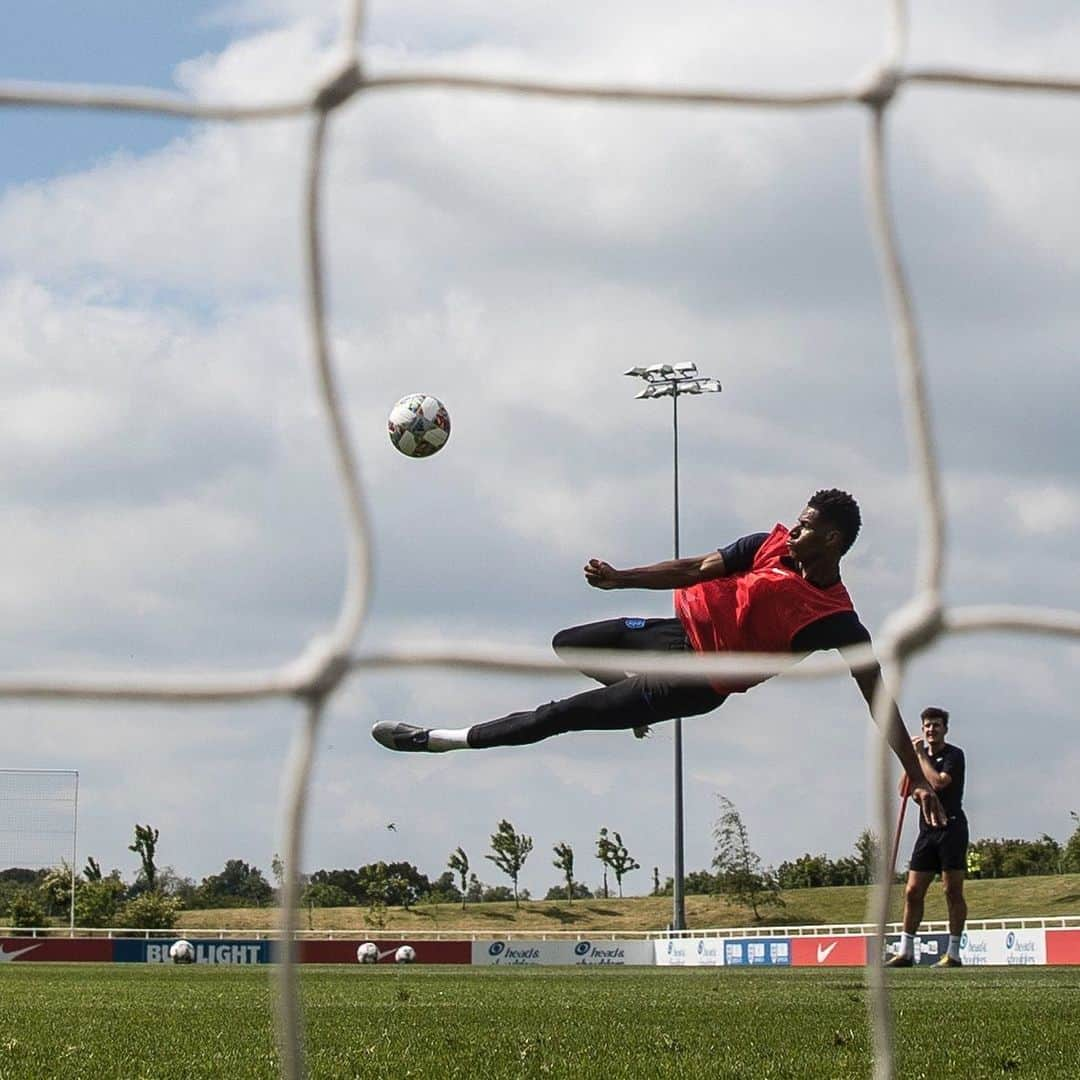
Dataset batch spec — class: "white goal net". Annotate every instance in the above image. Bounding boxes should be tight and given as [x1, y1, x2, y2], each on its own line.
[2, 2, 1079, 1079]
[0, 769, 78, 933]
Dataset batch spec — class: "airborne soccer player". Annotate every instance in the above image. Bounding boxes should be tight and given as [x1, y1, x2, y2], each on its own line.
[373, 489, 947, 825]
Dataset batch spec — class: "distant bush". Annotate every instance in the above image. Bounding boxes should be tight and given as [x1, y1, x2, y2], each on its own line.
[544, 883, 593, 901]
[119, 892, 181, 930]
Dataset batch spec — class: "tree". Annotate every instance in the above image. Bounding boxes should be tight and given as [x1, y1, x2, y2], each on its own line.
[302, 882, 353, 908]
[195, 860, 273, 908]
[75, 874, 127, 928]
[307, 868, 365, 903]
[84, 857, 102, 882]
[485, 820, 533, 908]
[652, 867, 661, 896]
[712, 796, 783, 921]
[359, 862, 430, 908]
[129, 824, 160, 893]
[427, 871, 463, 905]
[776, 853, 832, 890]
[119, 892, 181, 929]
[595, 829, 615, 899]
[155, 867, 197, 906]
[448, 847, 470, 910]
[970, 836, 1063, 878]
[465, 873, 484, 903]
[854, 828, 880, 885]
[9, 891, 46, 929]
[683, 869, 716, 895]
[606, 831, 640, 898]
[552, 842, 575, 902]
[544, 882, 592, 900]
[481, 885, 525, 903]
[40, 862, 75, 917]
[1064, 812, 1080, 874]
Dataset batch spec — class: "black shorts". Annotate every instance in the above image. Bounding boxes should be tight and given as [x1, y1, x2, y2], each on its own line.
[909, 817, 969, 874]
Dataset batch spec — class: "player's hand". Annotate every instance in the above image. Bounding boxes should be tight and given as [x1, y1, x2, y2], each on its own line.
[911, 785, 947, 828]
[911, 736, 925, 752]
[584, 559, 620, 589]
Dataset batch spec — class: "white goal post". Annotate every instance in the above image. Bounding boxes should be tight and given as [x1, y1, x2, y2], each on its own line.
[0, 769, 79, 935]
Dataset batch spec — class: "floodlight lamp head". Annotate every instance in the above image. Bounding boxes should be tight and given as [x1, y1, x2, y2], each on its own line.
[700, 379, 722, 393]
[645, 364, 667, 375]
[639, 384, 673, 401]
[635, 385, 657, 399]
[623, 366, 647, 378]
[673, 362, 697, 375]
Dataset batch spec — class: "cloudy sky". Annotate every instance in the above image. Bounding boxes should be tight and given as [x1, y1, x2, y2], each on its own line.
[2, 1, 1078, 905]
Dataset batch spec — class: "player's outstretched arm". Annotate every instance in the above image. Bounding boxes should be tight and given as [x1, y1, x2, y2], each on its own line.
[584, 551, 726, 590]
[852, 664, 947, 827]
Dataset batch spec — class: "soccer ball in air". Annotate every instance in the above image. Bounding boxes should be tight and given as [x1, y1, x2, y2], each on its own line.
[388, 394, 451, 458]
[356, 941, 379, 964]
[169, 939, 196, 965]
[394, 944, 416, 964]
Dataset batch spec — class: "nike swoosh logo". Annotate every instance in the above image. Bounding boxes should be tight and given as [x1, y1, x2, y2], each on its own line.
[816, 942, 838, 963]
[0, 943, 42, 962]
[376, 947, 398, 960]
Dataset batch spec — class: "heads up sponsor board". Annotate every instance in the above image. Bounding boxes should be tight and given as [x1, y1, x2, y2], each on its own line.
[654, 937, 719, 967]
[474, 940, 652, 966]
[959, 930, 1045, 966]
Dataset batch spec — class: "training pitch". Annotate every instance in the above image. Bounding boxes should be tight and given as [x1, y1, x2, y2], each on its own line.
[1, 965, 1077, 1078]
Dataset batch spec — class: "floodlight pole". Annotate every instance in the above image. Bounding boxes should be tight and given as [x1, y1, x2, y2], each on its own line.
[623, 364, 721, 934]
[670, 390, 686, 934]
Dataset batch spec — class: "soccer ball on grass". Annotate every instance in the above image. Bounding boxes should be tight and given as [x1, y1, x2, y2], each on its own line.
[169, 939, 196, 964]
[388, 394, 450, 458]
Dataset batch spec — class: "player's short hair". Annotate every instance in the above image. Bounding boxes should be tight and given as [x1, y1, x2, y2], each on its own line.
[921, 706, 949, 730]
[807, 489, 861, 554]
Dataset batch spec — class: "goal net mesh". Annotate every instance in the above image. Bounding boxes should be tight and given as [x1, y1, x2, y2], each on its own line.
[0, 769, 78, 874]
[2, 2, 1079, 1078]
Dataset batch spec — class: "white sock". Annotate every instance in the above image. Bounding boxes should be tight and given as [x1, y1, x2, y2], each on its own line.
[426, 728, 471, 752]
[948, 935, 962, 961]
[899, 932, 915, 957]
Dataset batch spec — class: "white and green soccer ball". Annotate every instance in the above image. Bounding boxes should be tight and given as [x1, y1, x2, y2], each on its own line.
[388, 394, 451, 458]
[169, 939, 196, 964]
[356, 941, 379, 964]
[394, 944, 416, 964]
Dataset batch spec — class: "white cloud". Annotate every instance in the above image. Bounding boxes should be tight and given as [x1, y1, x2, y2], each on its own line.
[1008, 483, 1080, 535]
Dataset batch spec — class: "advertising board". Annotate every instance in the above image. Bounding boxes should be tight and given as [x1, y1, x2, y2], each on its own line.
[1046, 930, 1080, 965]
[722, 939, 791, 966]
[883, 933, 949, 966]
[790, 936, 867, 966]
[959, 929, 1045, 966]
[0, 937, 113, 962]
[299, 940, 471, 964]
[474, 939, 653, 966]
[653, 937, 723, 966]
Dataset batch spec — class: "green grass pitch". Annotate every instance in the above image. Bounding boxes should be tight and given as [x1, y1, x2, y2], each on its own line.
[1, 965, 1078, 1079]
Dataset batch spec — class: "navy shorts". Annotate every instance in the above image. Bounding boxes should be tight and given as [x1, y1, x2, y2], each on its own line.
[909, 817, 969, 874]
